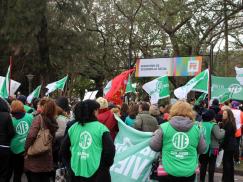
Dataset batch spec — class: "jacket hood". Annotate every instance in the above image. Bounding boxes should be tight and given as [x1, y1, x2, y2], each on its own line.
[170, 116, 194, 132]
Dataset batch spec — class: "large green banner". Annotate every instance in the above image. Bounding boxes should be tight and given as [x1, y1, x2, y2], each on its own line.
[110, 115, 157, 182]
[192, 76, 243, 101]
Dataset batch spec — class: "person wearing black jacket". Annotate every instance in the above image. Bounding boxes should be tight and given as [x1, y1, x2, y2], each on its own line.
[221, 109, 237, 182]
[60, 100, 115, 182]
[0, 97, 15, 182]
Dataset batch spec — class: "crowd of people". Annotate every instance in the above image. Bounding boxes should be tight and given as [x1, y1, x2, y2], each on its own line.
[0, 93, 242, 182]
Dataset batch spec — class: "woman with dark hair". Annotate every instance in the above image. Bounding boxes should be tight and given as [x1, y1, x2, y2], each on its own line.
[0, 97, 15, 182]
[10, 100, 33, 182]
[60, 100, 115, 182]
[222, 109, 237, 182]
[120, 103, 129, 122]
[125, 104, 139, 127]
[24, 98, 58, 182]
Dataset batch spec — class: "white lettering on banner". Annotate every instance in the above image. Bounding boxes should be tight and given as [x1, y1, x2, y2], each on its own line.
[132, 158, 149, 179]
[139, 146, 156, 158]
[111, 155, 149, 180]
[123, 155, 136, 175]
[116, 137, 134, 153]
[228, 84, 242, 94]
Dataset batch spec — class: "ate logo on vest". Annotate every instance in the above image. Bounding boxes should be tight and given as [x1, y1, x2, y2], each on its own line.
[16, 121, 29, 135]
[79, 131, 92, 149]
[172, 132, 189, 150]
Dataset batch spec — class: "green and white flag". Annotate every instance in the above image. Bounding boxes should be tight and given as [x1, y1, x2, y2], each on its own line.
[235, 67, 243, 85]
[0, 66, 10, 98]
[142, 75, 170, 104]
[195, 93, 207, 105]
[45, 75, 68, 95]
[125, 75, 136, 94]
[213, 92, 231, 104]
[174, 69, 209, 100]
[110, 115, 157, 182]
[27, 85, 42, 104]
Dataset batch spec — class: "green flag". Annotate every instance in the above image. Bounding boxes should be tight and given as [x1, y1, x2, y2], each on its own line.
[0, 66, 10, 98]
[195, 93, 207, 105]
[174, 69, 209, 99]
[125, 75, 136, 94]
[142, 75, 170, 104]
[45, 75, 68, 95]
[27, 85, 42, 103]
[214, 92, 231, 104]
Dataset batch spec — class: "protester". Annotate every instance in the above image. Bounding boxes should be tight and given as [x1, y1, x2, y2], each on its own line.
[53, 106, 69, 171]
[150, 101, 206, 182]
[10, 100, 33, 182]
[134, 102, 158, 132]
[0, 97, 15, 182]
[231, 101, 243, 165]
[60, 100, 115, 182]
[125, 104, 139, 127]
[199, 109, 225, 182]
[120, 103, 129, 122]
[17, 95, 34, 114]
[55, 96, 71, 116]
[24, 98, 58, 182]
[149, 105, 163, 125]
[96, 97, 119, 140]
[221, 109, 237, 182]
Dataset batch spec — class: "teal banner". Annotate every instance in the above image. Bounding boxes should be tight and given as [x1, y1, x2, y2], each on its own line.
[110, 115, 157, 182]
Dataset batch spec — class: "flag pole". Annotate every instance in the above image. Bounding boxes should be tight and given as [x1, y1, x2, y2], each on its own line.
[9, 56, 12, 96]
[208, 45, 213, 108]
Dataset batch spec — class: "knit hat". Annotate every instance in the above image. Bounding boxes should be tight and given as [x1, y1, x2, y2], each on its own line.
[96, 97, 108, 109]
[202, 109, 215, 121]
[231, 101, 240, 109]
[149, 105, 160, 116]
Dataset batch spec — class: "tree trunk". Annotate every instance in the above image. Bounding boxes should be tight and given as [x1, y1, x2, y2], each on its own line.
[37, 15, 52, 83]
[224, 0, 229, 76]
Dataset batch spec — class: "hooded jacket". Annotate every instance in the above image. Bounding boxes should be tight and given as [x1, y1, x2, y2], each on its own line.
[150, 116, 206, 154]
[0, 98, 15, 147]
[134, 111, 158, 132]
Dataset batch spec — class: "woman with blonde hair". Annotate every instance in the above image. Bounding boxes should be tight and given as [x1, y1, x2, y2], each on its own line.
[150, 101, 206, 182]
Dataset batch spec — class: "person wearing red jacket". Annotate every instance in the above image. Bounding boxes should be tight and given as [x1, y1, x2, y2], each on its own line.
[96, 97, 119, 140]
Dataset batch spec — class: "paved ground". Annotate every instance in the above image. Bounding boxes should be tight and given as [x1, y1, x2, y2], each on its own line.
[12, 173, 243, 182]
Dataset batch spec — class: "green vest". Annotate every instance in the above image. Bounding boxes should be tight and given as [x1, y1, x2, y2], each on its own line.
[201, 121, 216, 153]
[10, 113, 33, 154]
[161, 122, 200, 177]
[68, 121, 109, 177]
[24, 105, 34, 113]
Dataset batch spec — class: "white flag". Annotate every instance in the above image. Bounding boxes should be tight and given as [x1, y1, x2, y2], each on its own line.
[174, 69, 209, 100]
[142, 75, 170, 104]
[235, 67, 243, 85]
